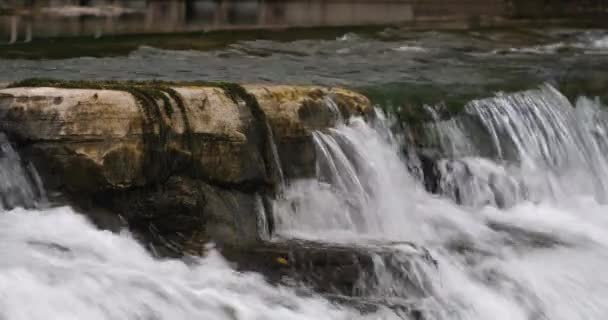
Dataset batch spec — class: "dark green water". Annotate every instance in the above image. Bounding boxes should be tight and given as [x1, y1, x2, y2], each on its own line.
[1, 27, 607, 106]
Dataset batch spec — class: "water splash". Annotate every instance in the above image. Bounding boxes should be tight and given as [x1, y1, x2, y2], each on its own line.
[272, 87, 608, 319]
[3, 84, 608, 319]
[464, 85, 608, 204]
[0, 133, 45, 210]
[274, 116, 424, 241]
[418, 86, 608, 208]
[0, 206, 405, 320]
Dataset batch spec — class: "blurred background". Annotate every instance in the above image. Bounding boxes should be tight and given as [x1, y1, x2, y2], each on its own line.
[1, 0, 607, 42]
[1, 0, 607, 105]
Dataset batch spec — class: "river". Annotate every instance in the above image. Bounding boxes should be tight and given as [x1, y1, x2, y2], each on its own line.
[1, 27, 608, 319]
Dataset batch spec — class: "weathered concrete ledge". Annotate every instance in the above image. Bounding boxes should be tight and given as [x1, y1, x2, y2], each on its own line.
[0, 81, 441, 306]
[0, 81, 371, 250]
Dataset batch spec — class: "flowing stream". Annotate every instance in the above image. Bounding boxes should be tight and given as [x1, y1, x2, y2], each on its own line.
[0, 143, 383, 319]
[274, 85, 608, 319]
[1, 84, 608, 319]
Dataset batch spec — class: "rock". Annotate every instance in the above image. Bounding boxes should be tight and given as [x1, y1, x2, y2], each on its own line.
[165, 86, 268, 186]
[245, 85, 371, 179]
[220, 239, 436, 299]
[0, 82, 438, 312]
[245, 85, 371, 139]
[421, 153, 441, 193]
[0, 82, 371, 248]
[103, 176, 263, 254]
[0, 87, 145, 192]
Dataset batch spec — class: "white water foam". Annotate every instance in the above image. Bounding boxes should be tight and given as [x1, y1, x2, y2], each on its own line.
[0, 133, 45, 209]
[273, 87, 608, 319]
[0, 131, 399, 320]
[465, 86, 608, 204]
[490, 32, 608, 55]
[0, 206, 408, 320]
[2, 84, 608, 319]
[590, 35, 608, 49]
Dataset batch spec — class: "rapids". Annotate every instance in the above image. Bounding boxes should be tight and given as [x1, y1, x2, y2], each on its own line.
[0, 207, 400, 320]
[274, 85, 608, 319]
[1, 84, 608, 320]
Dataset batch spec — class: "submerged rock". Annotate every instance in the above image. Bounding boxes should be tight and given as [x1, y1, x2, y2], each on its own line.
[221, 239, 436, 302]
[0, 81, 371, 249]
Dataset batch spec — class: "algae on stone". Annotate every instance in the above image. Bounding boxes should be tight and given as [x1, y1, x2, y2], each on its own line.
[0, 80, 372, 252]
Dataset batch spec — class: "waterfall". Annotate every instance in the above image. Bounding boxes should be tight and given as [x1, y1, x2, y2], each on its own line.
[273, 114, 424, 241]
[428, 85, 608, 207]
[467, 85, 608, 202]
[0, 132, 390, 320]
[273, 86, 608, 319]
[0, 133, 45, 210]
[0, 206, 393, 320]
[2, 85, 608, 319]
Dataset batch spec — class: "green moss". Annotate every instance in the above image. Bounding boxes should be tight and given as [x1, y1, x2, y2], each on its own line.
[7, 78, 273, 119]
[209, 82, 282, 192]
[8, 78, 284, 187]
[358, 83, 472, 126]
[357, 81, 540, 128]
[557, 77, 608, 106]
[8, 78, 265, 183]
[358, 78, 607, 133]
[7, 78, 265, 140]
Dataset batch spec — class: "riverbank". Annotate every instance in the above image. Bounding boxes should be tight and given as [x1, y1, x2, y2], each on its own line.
[2, 0, 607, 45]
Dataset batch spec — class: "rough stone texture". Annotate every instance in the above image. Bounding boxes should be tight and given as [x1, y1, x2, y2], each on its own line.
[246, 85, 371, 139]
[246, 85, 371, 179]
[168, 86, 268, 186]
[0, 84, 437, 307]
[221, 239, 437, 308]
[0, 84, 371, 249]
[0, 88, 145, 192]
[105, 175, 263, 252]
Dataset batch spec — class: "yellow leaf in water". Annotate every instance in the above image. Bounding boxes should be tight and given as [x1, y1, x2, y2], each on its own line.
[276, 257, 289, 265]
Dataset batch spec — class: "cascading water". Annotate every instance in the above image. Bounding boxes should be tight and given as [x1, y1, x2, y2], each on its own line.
[0, 133, 398, 320]
[1, 206, 404, 320]
[430, 85, 608, 207]
[2, 84, 608, 319]
[465, 85, 608, 203]
[0, 133, 45, 210]
[273, 85, 608, 319]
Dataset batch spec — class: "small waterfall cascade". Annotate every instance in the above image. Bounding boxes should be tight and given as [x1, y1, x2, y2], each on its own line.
[0, 132, 377, 320]
[0, 206, 381, 320]
[2, 84, 608, 319]
[424, 85, 608, 208]
[467, 85, 608, 203]
[273, 113, 424, 241]
[0, 133, 45, 210]
[272, 85, 608, 320]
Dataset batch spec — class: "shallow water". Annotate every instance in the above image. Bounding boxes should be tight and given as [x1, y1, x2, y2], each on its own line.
[1, 28, 607, 101]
